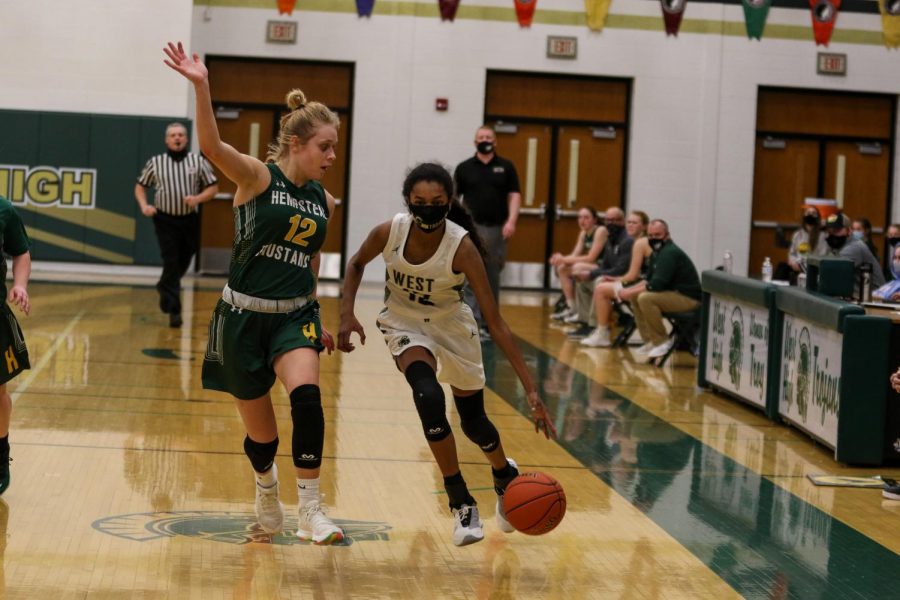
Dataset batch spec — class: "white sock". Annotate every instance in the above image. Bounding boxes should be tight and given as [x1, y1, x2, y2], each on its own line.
[297, 478, 320, 508]
[256, 463, 277, 488]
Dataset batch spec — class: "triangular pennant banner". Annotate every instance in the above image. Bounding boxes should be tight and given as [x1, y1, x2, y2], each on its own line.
[660, 0, 687, 36]
[879, 0, 900, 48]
[356, 0, 376, 17]
[809, 0, 841, 46]
[514, 0, 538, 27]
[439, 0, 461, 21]
[277, 0, 297, 15]
[742, 0, 771, 40]
[584, 0, 612, 32]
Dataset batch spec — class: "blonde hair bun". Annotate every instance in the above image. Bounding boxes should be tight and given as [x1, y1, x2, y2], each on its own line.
[286, 89, 307, 111]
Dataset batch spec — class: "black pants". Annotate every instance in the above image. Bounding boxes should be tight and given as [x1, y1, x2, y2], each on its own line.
[153, 212, 199, 316]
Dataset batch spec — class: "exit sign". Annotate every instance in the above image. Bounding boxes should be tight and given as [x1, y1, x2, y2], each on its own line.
[547, 36, 577, 59]
[817, 52, 847, 76]
[266, 20, 297, 44]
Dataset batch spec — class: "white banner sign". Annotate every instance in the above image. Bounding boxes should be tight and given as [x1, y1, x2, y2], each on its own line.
[705, 296, 770, 409]
[779, 314, 842, 448]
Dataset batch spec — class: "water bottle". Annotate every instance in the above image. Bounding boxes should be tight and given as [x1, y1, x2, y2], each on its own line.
[723, 250, 733, 274]
[761, 257, 773, 282]
[859, 263, 873, 302]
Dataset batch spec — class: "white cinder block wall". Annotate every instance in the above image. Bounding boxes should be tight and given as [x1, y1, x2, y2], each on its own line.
[3, 0, 899, 280]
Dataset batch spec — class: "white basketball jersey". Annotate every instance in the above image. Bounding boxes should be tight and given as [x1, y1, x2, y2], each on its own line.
[382, 213, 469, 320]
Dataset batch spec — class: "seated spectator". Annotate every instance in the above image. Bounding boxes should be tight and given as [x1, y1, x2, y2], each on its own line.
[873, 243, 900, 302]
[549, 207, 605, 321]
[618, 219, 701, 359]
[565, 207, 633, 339]
[882, 223, 900, 281]
[581, 210, 650, 348]
[823, 212, 885, 289]
[851, 217, 879, 261]
[775, 206, 828, 282]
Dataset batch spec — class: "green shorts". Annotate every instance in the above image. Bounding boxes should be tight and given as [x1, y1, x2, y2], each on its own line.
[201, 299, 324, 400]
[0, 304, 29, 385]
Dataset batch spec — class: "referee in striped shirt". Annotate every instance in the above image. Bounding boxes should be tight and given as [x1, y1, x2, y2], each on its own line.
[135, 122, 218, 327]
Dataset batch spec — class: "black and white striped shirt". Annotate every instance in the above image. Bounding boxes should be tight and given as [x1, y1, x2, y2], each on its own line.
[136, 153, 218, 216]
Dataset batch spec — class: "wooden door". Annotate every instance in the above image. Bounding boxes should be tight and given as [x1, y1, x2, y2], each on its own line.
[749, 139, 820, 276]
[199, 108, 277, 272]
[319, 112, 349, 256]
[552, 125, 625, 257]
[491, 123, 553, 288]
[823, 141, 891, 262]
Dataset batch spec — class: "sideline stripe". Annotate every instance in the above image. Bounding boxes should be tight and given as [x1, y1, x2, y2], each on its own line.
[11, 309, 85, 403]
[482, 337, 900, 598]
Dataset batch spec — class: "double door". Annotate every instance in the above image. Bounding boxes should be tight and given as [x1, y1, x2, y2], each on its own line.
[200, 56, 353, 278]
[491, 121, 626, 289]
[750, 88, 894, 275]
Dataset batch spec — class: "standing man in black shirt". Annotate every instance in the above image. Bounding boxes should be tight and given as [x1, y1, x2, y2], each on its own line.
[454, 126, 522, 337]
[135, 122, 218, 327]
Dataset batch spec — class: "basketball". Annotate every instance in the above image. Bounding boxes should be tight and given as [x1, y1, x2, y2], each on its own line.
[502, 472, 566, 535]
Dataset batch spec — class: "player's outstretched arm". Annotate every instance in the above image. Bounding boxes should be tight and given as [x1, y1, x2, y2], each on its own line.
[338, 221, 391, 353]
[162, 41, 266, 195]
[455, 239, 557, 439]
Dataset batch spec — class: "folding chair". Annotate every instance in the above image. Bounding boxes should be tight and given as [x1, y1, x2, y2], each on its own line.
[611, 301, 637, 347]
[651, 307, 701, 367]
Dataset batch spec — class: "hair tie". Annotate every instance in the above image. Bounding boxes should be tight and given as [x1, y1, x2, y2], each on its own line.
[294, 103, 306, 111]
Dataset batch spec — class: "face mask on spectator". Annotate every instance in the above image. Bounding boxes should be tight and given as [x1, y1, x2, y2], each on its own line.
[851, 230, 864, 241]
[889, 237, 900, 248]
[826, 234, 847, 249]
[606, 223, 623, 238]
[803, 214, 819, 226]
[476, 141, 494, 154]
[649, 238, 665, 251]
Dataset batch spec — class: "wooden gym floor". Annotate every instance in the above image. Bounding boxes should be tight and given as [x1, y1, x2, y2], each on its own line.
[1, 275, 899, 599]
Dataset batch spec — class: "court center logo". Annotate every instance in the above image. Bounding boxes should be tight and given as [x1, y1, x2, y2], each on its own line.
[92, 511, 391, 546]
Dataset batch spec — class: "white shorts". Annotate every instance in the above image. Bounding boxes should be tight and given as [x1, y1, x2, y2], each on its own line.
[376, 304, 486, 391]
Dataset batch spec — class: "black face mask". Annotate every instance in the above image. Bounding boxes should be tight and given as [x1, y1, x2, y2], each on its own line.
[410, 203, 450, 233]
[888, 237, 900, 248]
[803, 215, 819, 226]
[476, 141, 494, 155]
[166, 147, 189, 161]
[606, 224, 623, 239]
[649, 238, 665, 252]
[826, 234, 847, 249]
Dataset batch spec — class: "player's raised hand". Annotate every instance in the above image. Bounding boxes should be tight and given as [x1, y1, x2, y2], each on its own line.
[163, 42, 208, 84]
[337, 314, 366, 353]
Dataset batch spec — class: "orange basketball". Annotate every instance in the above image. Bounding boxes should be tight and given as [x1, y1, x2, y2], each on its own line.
[502, 471, 566, 535]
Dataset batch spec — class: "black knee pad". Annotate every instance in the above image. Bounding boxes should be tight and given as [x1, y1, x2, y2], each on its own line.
[243, 435, 279, 473]
[454, 390, 500, 453]
[290, 384, 324, 469]
[405, 361, 451, 442]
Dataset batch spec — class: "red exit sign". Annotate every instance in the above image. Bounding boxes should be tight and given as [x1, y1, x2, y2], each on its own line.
[817, 52, 847, 76]
[266, 20, 297, 44]
[547, 36, 577, 59]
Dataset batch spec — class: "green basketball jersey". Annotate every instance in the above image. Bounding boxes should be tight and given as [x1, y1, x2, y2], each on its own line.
[0, 197, 30, 300]
[228, 164, 329, 299]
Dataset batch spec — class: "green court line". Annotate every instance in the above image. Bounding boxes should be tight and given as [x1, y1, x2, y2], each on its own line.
[197, 0, 887, 45]
[482, 338, 900, 597]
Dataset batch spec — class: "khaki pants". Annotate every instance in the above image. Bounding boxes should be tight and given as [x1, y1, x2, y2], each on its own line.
[631, 291, 700, 346]
[574, 279, 597, 326]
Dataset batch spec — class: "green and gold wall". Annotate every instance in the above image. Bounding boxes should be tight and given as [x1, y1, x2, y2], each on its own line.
[0, 110, 191, 266]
